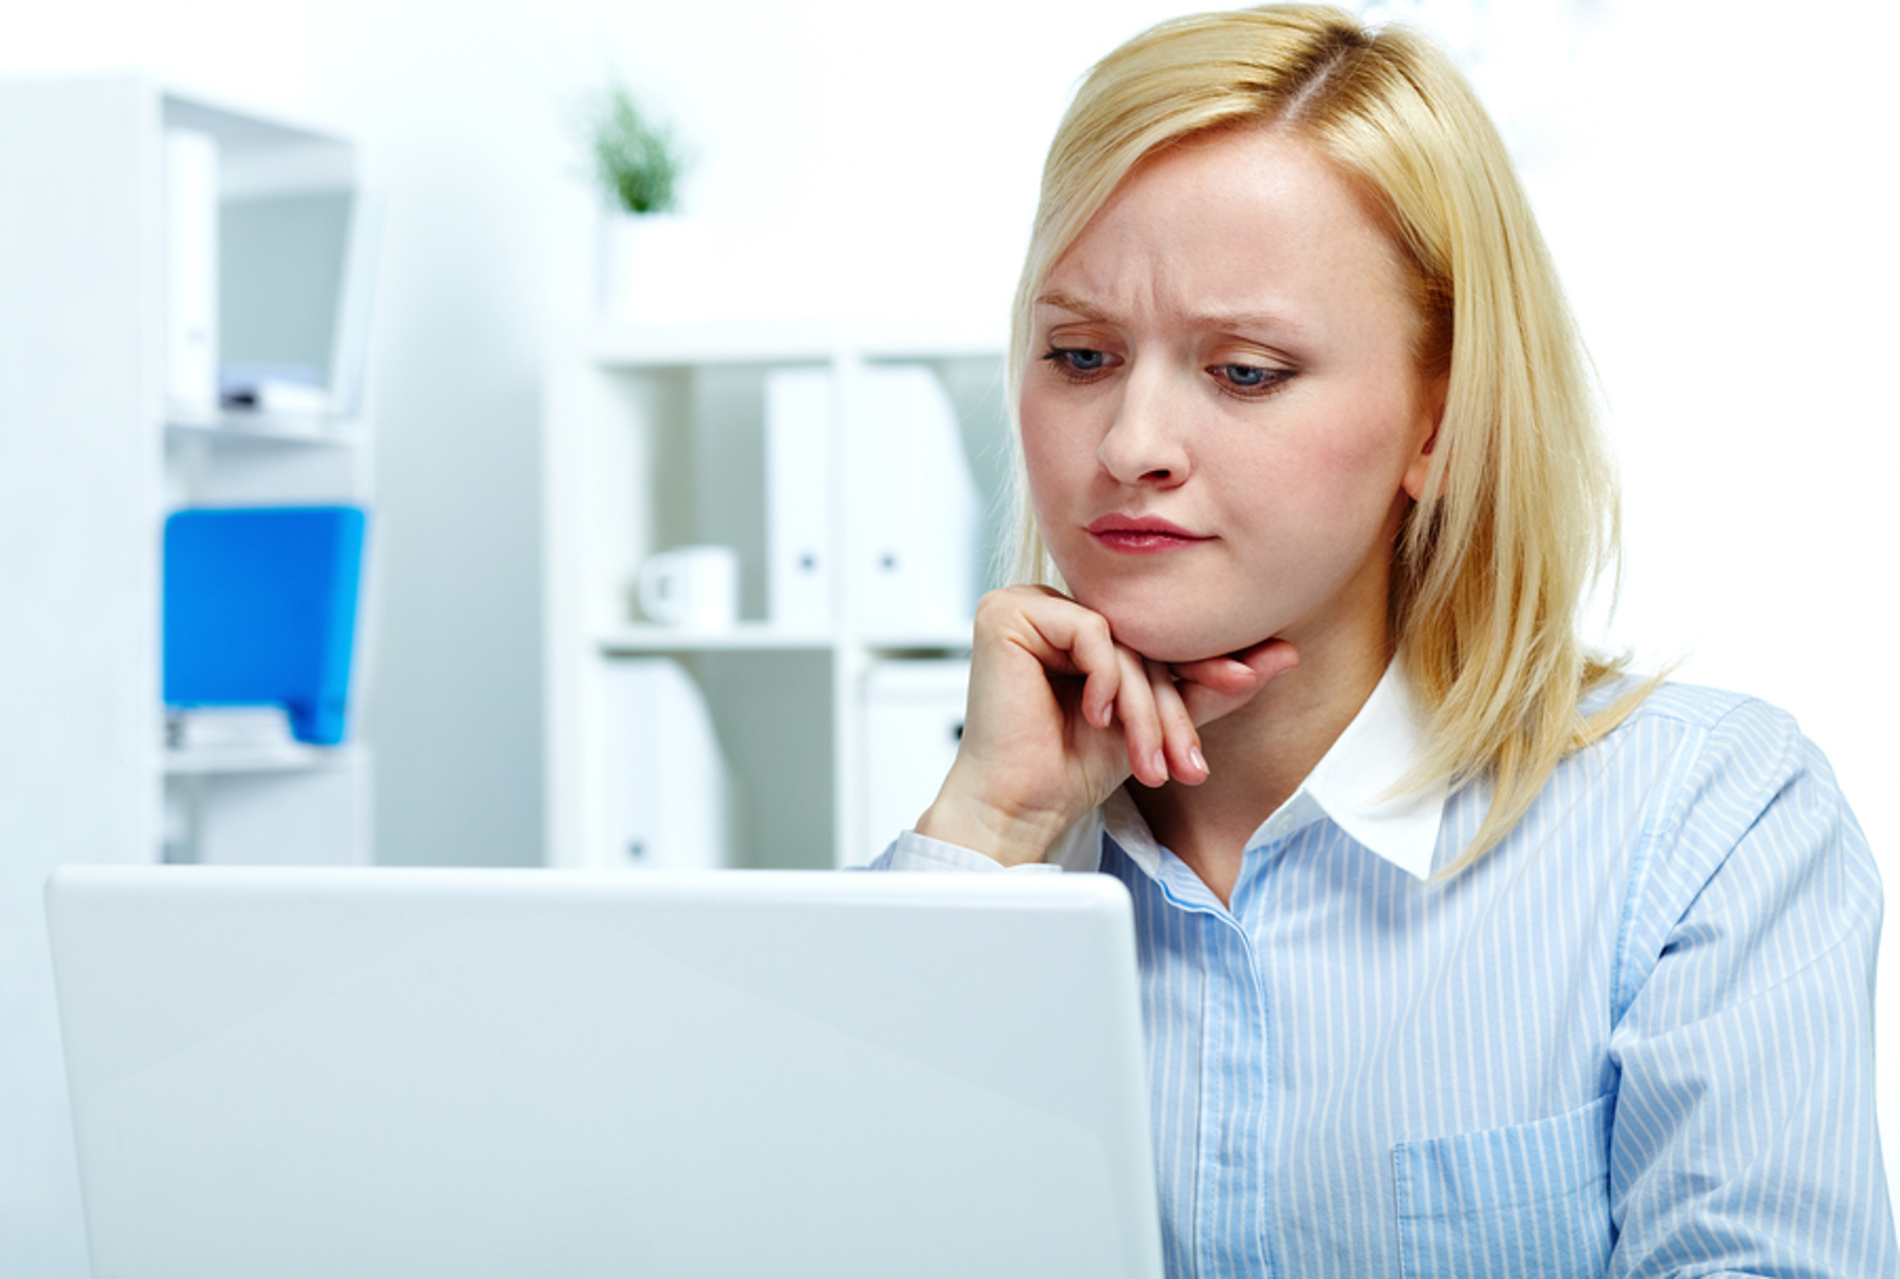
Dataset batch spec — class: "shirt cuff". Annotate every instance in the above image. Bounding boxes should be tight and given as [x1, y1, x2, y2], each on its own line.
[872, 830, 1063, 874]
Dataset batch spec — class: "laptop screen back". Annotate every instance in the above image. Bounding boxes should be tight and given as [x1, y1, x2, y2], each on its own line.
[46, 865, 1162, 1279]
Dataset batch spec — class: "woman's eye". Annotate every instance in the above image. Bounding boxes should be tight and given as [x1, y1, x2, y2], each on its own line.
[1212, 363, 1290, 395]
[1041, 346, 1116, 379]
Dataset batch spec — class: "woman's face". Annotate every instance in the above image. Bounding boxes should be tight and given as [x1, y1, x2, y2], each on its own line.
[1021, 127, 1442, 666]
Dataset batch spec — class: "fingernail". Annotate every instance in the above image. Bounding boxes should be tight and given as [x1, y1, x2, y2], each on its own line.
[1151, 749, 1167, 780]
[1189, 745, 1207, 776]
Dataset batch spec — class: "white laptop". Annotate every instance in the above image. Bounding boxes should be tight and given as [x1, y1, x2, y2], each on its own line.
[45, 865, 1163, 1279]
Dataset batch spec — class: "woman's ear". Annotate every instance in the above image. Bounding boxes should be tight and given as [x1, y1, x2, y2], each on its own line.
[1402, 374, 1448, 501]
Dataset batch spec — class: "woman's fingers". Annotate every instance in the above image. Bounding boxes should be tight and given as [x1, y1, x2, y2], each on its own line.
[1108, 639, 1301, 786]
[923, 587, 1160, 861]
[1148, 658, 1209, 785]
[1170, 639, 1300, 725]
[1010, 604, 1300, 789]
[993, 587, 1123, 719]
[1111, 645, 1167, 787]
[933, 586, 1302, 857]
[1060, 607, 1126, 732]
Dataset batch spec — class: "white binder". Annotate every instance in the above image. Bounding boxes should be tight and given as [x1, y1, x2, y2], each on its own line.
[600, 658, 737, 869]
[164, 129, 219, 416]
[764, 367, 834, 630]
[844, 365, 979, 634]
[859, 658, 971, 866]
[766, 363, 980, 635]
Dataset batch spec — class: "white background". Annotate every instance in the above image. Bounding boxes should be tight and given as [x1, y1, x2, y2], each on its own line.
[4, 0, 1896, 1269]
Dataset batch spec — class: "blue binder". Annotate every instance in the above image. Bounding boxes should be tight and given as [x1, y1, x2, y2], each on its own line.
[163, 506, 368, 747]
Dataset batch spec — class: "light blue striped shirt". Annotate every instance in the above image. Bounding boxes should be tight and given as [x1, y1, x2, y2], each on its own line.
[875, 671, 1897, 1275]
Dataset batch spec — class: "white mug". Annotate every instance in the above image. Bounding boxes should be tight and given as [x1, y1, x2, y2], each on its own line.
[637, 545, 739, 629]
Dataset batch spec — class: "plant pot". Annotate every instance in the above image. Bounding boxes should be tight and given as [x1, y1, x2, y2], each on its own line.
[597, 211, 710, 320]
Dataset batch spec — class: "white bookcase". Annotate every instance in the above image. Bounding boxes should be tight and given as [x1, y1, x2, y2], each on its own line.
[0, 76, 376, 870]
[0, 74, 380, 1276]
[543, 317, 1011, 870]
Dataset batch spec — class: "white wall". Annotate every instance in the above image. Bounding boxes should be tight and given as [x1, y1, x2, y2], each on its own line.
[4, 0, 1895, 1269]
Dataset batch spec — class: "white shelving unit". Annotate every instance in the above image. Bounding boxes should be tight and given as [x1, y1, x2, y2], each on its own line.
[0, 74, 379, 1276]
[0, 76, 376, 869]
[543, 317, 1011, 870]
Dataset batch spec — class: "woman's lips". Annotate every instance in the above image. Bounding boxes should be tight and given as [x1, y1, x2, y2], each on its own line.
[1085, 514, 1213, 553]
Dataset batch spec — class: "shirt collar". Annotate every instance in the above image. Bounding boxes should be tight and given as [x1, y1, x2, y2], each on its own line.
[1062, 663, 1446, 883]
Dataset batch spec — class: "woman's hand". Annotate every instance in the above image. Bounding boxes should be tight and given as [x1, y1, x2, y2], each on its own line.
[914, 586, 1299, 866]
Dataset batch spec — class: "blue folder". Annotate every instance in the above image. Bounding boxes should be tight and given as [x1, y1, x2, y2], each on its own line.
[163, 506, 368, 747]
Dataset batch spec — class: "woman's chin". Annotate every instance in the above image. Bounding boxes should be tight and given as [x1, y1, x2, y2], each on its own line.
[1096, 610, 1269, 666]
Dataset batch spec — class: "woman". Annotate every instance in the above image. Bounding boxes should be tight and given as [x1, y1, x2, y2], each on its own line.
[872, 5, 1895, 1275]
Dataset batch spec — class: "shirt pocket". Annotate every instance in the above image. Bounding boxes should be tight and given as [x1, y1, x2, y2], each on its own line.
[1392, 1093, 1614, 1279]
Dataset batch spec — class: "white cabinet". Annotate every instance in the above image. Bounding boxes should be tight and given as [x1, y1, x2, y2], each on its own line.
[0, 77, 377, 869]
[543, 318, 1010, 870]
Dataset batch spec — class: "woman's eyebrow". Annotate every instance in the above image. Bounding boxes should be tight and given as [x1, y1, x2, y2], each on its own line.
[1036, 291, 1311, 341]
[1033, 290, 1108, 319]
[1196, 308, 1308, 337]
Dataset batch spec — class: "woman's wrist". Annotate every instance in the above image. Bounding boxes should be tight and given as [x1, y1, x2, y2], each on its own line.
[914, 782, 1082, 868]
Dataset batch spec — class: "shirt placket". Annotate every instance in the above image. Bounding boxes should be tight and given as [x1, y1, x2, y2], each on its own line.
[1153, 857, 1276, 1279]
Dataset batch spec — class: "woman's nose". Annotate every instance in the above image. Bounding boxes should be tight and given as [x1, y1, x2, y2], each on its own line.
[1097, 370, 1190, 485]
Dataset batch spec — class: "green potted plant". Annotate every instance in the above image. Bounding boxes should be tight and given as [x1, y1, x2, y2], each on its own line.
[588, 83, 696, 317]
[592, 83, 684, 216]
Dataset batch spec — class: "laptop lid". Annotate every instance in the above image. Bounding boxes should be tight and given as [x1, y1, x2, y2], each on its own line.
[46, 865, 1162, 1279]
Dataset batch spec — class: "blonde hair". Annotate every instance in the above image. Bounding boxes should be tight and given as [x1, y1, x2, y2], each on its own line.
[1007, 4, 1649, 869]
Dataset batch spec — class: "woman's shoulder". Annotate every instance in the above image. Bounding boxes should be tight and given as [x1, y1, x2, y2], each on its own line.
[1568, 675, 1863, 848]
[1583, 675, 1775, 731]
[1580, 675, 1817, 766]
[1571, 675, 1868, 875]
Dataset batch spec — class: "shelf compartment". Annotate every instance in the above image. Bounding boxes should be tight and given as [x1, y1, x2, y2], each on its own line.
[544, 326, 1005, 873]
